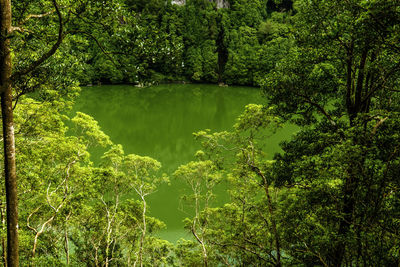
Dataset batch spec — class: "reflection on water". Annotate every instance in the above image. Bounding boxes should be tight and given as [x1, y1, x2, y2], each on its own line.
[73, 84, 292, 242]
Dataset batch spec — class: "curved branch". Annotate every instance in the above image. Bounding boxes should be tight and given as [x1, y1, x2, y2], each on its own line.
[10, 0, 64, 82]
[370, 117, 388, 138]
[294, 92, 336, 126]
[26, 206, 41, 233]
[68, 30, 120, 66]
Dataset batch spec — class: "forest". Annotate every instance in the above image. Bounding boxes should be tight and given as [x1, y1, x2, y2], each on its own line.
[0, 0, 399, 266]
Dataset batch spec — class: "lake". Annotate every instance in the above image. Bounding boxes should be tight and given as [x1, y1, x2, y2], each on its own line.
[73, 83, 296, 242]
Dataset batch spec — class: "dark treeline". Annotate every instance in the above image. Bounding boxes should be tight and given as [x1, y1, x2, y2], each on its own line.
[77, 0, 293, 86]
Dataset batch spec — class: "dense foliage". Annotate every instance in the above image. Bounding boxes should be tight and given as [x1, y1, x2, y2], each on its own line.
[1, 0, 399, 266]
[77, 0, 293, 86]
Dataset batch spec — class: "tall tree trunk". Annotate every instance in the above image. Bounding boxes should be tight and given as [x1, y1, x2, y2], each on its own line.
[332, 172, 356, 266]
[1, 205, 6, 267]
[333, 44, 370, 267]
[345, 41, 354, 120]
[191, 187, 208, 267]
[0, 1, 19, 266]
[216, 13, 228, 84]
[136, 194, 147, 267]
[251, 165, 281, 267]
[354, 47, 369, 112]
[64, 214, 70, 266]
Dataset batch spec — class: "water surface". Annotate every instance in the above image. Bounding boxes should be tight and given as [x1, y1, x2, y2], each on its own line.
[73, 84, 294, 241]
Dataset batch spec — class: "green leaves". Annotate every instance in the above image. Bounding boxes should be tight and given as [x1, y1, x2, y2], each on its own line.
[234, 104, 281, 131]
[8, 90, 172, 264]
[71, 112, 112, 148]
[174, 103, 285, 265]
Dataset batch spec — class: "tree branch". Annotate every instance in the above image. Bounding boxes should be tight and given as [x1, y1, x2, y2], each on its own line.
[19, 10, 55, 25]
[294, 92, 336, 126]
[10, 0, 64, 82]
[362, 61, 400, 105]
[370, 117, 388, 138]
[10, 26, 31, 34]
[68, 30, 121, 66]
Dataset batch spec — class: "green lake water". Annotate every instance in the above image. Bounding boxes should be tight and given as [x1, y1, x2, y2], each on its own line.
[73, 84, 296, 242]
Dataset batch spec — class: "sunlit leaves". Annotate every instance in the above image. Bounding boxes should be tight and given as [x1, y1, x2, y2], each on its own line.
[71, 112, 112, 148]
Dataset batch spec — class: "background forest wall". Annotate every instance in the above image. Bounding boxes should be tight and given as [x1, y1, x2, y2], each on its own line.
[76, 0, 293, 86]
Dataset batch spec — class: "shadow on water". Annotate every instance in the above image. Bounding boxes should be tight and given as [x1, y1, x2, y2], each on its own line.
[213, 88, 226, 127]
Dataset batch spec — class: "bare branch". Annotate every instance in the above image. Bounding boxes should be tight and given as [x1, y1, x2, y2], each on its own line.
[10, 26, 31, 34]
[370, 117, 388, 138]
[27, 206, 41, 233]
[46, 183, 57, 211]
[19, 10, 55, 25]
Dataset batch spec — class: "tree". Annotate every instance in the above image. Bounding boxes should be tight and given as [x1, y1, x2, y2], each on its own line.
[2, 88, 172, 265]
[1, 1, 19, 265]
[264, 0, 400, 265]
[175, 160, 222, 267]
[175, 104, 285, 266]
[10, 97, 109, 265]
[0, 1, 123, 265]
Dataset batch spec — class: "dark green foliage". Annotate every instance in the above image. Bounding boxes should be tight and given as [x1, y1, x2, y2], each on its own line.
[262, 0, 400, 265]
[74, 0, 292, 86]
[267, 0, 293, 12]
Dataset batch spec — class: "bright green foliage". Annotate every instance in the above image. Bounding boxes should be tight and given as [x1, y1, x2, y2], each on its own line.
[175, 239, 205, 266]
[71, 144, 170, 266]
[72, 112, 112, 148]
[0, 89, 171, 265]
[235, 104, 281, 131]
[174, 104, 285, 266]
[174, 160, 222, 266]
